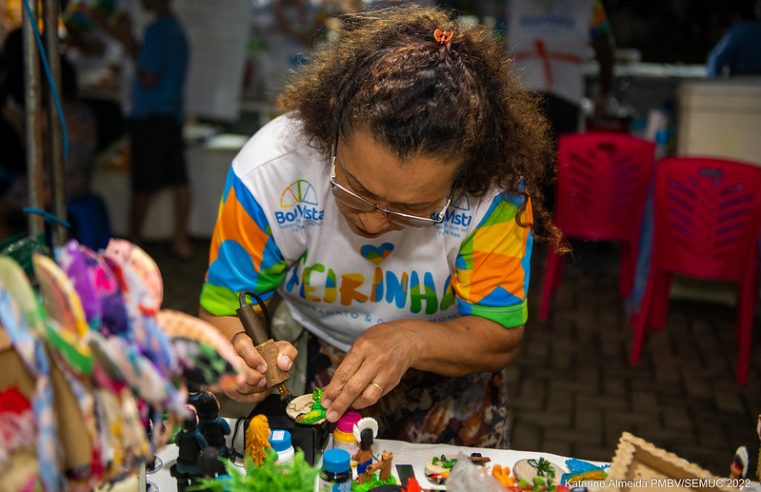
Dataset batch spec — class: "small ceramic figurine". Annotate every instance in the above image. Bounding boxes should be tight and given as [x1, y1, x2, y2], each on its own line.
[190, 391, 231, 458]
[364, 450, 395, 481]
[245, 414, 272, 466]
[170, 406, 209, 491]
[352, 417, 379, 484]
[729, 446, 749, 479]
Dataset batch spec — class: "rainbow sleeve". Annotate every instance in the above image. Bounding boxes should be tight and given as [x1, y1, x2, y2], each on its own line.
[453, 193, 533, 329]
[590, 0, 612, 37]
[200, 167, 287, 316]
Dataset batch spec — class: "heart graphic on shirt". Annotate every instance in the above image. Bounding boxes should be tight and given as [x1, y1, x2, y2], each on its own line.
[360, 243, 395, 265]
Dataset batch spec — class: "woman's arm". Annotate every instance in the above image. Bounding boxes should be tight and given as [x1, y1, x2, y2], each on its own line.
[321, 316, 523, 422]
[412, 316, 523, 375]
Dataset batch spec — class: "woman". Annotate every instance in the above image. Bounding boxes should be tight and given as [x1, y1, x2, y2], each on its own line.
[200, 5, 557, 447]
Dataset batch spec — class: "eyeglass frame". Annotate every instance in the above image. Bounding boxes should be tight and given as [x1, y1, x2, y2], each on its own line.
[328, 136, 454, 227]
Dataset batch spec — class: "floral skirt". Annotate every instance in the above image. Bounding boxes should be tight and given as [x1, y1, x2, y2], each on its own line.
[303, 332, 513, 448]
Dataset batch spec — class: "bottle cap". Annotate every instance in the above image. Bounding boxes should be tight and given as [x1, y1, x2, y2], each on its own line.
[269, 429, 292, 452]
[322, 448, 351, 474]
[335, 411, 362, 433]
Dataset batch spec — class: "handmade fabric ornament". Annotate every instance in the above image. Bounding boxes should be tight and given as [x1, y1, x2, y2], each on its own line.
[33, 253, 104, 484]
[104, 239, 163, 314]
[156, 310, 245, 393]
[102, 247, 175, 377]
[0, 256, 62, 491]
[33, 254, 93, 375]
[0, 387, 35, 472]
[87, 331, 186, 415]
[57, 240, 130, 338]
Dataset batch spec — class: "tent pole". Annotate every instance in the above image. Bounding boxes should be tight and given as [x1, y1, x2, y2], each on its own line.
[44, 0, 67, 247]
[23, 0, 45, 237]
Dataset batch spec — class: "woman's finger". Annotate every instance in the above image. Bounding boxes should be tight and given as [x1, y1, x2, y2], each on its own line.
[233, 334, 268, 373]
[322, 349, 364, 409]
[274, 340, 297, 372]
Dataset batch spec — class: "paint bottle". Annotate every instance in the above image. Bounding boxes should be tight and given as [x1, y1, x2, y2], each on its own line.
[269, 429, 295, 464]
[319, 448, 352, 492]
[332, 411, 361, 456]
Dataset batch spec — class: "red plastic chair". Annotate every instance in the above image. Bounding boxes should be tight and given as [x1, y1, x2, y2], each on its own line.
[539, 132, 656, 321]
[629, 157, 761, 385]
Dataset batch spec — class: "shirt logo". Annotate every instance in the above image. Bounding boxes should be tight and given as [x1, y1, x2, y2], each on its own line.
[275, 179, 325, 228]
[438, 196, 474, 239]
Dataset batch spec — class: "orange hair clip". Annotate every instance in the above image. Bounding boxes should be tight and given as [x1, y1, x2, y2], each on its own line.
[433, 28, 453, 46]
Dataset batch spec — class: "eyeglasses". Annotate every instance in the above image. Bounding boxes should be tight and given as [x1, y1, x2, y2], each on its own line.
[329, 141, 452, 228]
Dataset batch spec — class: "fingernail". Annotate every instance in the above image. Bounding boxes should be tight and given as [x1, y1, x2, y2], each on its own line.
[327, 411, 338, 422]
[278, 354, 292, 371]
[257, 364, 267, 373]
[321, 398, 331, 409]
[257, 378, 267, 388]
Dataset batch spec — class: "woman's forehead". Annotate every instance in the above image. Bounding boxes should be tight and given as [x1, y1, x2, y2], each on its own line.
[338, 129, 459, 204]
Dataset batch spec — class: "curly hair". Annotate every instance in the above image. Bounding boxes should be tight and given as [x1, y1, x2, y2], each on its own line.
[277, 5, 562, 246]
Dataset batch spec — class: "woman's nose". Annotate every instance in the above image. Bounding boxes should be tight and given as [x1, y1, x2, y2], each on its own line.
[358, 209, 394, 234]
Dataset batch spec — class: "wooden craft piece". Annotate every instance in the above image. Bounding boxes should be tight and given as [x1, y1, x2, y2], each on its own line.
[286, 393, 326, 425]
[513, 458, 566, 485]
[604, 432, 740, 492]
[424, 454, 458, 484]
[255, 339, 289, 387]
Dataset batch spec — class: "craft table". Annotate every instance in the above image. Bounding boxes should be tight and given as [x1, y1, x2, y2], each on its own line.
[148, 433, 586, 491]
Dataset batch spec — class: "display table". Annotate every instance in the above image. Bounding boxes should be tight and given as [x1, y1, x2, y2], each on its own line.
[148, 435, 588, 491]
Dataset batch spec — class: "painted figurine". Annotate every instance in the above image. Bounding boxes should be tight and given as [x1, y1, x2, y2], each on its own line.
[352, 417, 379, 484]
[729, 446, 748, 479]
[365, 450, 395, 481]
[190, 391, 231, 458]
[170, 406, 209, 491]
[245, 414, 272, 466]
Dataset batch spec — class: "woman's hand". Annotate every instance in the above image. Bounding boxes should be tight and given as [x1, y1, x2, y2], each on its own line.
[321, 321, 423, 422]
[224, 334, 297, 404]
[198, 309, 298, 405]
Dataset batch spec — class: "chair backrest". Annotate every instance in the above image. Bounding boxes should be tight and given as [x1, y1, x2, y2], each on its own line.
[555, 132, 656, 242]
[653, 157, 761, 281]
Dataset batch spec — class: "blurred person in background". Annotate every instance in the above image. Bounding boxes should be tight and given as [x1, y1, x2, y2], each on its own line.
[110, 0, 192, 258]
[707, 0, 761, 77]
[248, 0, 327, 102]
[61, 54, 113, 250]
[63, 0, 128, 152]
[505, 0, 614, 209]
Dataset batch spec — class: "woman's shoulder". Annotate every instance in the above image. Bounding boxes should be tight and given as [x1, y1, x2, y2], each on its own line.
[232, 113, 320, 178]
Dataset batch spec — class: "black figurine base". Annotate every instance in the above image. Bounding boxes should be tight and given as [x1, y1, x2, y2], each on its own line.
[247, 393, 331, 465]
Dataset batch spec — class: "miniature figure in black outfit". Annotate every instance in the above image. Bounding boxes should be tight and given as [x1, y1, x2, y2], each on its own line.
[170, 407, 209, 491]
[189, 391, 231, 458]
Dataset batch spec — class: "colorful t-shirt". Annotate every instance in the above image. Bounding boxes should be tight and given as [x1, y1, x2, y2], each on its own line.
[200, 115, 533, 351]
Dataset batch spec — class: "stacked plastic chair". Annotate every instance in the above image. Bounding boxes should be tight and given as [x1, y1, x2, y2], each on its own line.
[539, 132, 656, 321]
[629, 157, 761, 385]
